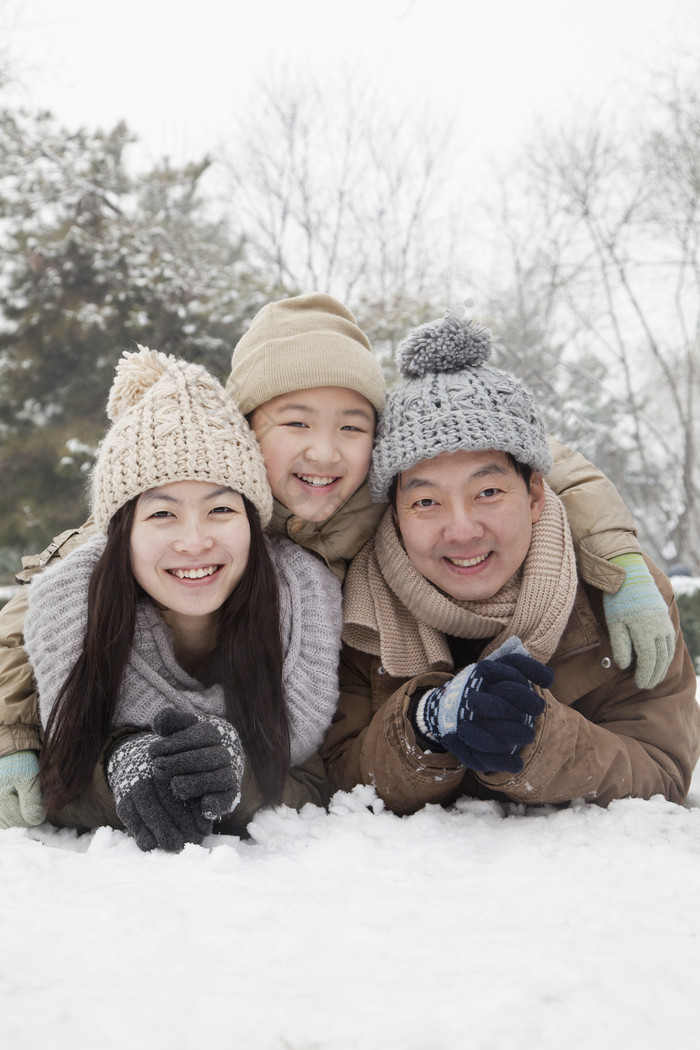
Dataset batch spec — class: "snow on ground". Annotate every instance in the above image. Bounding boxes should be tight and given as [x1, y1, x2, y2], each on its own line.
[670, 576, 700, 596]
[2, 738, 700, 1049]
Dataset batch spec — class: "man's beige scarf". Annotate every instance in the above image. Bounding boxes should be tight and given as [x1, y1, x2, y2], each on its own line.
[343, 483, 578, 676]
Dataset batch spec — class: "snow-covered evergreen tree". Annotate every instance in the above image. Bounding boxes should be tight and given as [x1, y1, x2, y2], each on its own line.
[0, 107, 285, 560]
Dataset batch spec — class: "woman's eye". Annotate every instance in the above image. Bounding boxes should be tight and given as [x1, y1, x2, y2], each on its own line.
[210, 505, 234, 515]
[283, 421, 308, 428]
[148, 510, 173, 519]
[414, 498, 437, 508]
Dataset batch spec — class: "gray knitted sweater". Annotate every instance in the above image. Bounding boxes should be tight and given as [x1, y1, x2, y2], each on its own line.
[23, 534, 342, 766]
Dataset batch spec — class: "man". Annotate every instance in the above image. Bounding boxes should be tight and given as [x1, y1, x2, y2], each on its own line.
[322, 313, 700, 813]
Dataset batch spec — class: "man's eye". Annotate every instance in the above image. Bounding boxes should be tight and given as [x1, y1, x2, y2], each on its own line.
[479, 488, 501, 498]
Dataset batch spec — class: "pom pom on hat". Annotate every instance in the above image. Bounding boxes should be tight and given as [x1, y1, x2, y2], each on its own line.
[106, 346, 175, 422]
[398, 315, 492, 378]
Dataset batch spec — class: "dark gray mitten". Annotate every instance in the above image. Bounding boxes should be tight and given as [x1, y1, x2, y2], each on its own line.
[106, 733, 213, 852]
[150, 708, 244, 820]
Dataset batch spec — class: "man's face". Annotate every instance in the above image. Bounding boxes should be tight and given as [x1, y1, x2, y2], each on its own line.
[394, 449, 545, 601]
[250, 386, 375, 523]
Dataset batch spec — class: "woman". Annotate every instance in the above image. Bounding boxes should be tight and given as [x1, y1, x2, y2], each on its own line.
[12, 346, 342, 851]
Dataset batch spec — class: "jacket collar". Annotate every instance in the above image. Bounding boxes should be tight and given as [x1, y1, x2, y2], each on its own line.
[267, 482, 386, 582]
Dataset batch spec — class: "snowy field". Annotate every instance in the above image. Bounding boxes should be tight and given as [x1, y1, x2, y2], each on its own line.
[1, 708, 699, 1050]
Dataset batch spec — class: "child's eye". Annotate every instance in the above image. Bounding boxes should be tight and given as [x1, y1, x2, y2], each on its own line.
[282, 421, 308, 429]
[340, 425, 366, 433]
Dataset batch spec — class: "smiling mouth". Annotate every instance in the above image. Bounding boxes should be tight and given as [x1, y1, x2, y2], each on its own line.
[294, 474, 339, 488]
[167, 566, 220, 579]
[446, 553, 491, 568]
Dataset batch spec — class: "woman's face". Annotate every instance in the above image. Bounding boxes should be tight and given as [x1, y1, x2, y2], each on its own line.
[130, 480, 251, 626]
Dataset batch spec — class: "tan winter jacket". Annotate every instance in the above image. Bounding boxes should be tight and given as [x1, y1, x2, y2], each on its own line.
[268, 481, 386, 582]
[322, 558, 700, 813]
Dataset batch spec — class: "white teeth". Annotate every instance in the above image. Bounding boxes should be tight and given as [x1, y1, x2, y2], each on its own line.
[296, 474, 336, 487]
[448, 554, 489, 568]
[172, 566, 217, 579]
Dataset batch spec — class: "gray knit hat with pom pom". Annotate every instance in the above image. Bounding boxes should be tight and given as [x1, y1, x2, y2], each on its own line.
[368, 314, 553, 502]
[91, 346, 273, 531]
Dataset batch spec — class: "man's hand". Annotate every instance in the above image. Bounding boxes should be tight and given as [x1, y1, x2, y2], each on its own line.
[413, 639, 553, 774]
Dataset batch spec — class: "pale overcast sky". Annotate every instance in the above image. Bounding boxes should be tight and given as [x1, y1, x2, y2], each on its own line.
[4, 0, 699, 169]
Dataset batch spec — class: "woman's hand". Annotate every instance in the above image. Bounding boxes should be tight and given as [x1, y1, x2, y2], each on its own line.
[106, 732, 213, 852]
[150, 708, 244, 820]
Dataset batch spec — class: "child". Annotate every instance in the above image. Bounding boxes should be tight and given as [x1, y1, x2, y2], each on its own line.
[0, 297, 675, 830]
[227, 292, 387, 580]
[0, 348, 341, 849]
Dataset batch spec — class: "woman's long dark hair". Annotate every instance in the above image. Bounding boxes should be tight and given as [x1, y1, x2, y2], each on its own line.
[39, 495, 288, 815]
[39, 500, 138, 815]
[211, 499, 289, 803]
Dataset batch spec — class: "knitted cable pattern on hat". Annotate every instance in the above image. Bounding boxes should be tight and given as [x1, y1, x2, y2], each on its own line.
[369, 314, 553, 502]
[92, 346, 273, 531]
[25, 534, 342, 767]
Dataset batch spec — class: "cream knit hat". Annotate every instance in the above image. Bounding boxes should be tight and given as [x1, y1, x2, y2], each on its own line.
[91, 346, 273, 532]
[226, 293, 386, 415]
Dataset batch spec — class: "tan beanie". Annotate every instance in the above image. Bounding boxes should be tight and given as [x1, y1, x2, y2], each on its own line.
[226, 293, 386, 416]
[91, 346, 273, 532]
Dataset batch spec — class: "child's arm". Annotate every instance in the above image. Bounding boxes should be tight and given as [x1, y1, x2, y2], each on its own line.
[0, 521, 96, 740]
[546, 435, 674, 688]
[0, 586, 41, 758]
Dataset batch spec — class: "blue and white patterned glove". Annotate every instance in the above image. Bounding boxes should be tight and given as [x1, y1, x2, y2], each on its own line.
[0, 750, 46, 829]
[412, 638, 553, 774]
[603, 553, 675, 690]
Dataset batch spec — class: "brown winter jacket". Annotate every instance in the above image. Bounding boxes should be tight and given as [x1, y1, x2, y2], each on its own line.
[322, 558, 700, 812]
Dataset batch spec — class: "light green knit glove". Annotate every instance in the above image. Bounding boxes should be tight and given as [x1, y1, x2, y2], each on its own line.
[0, 751, 46, 829]
[602, 553, 676, 690]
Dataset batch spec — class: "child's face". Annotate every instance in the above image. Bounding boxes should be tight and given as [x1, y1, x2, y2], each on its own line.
[250, 386, 375, 523]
